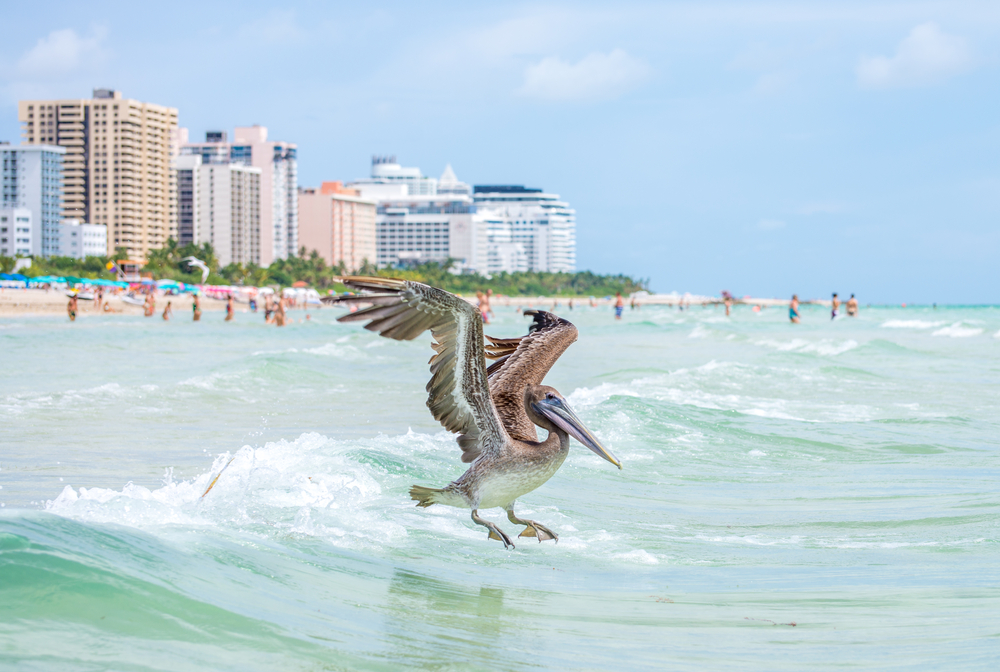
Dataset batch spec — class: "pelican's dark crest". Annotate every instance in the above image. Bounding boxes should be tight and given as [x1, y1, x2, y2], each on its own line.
[323, 277, 620, 549]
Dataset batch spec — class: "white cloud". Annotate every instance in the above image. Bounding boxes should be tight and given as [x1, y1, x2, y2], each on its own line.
[15, 27, 108, 79]
[519, 49, 651, 102]
[758, 218, 786, 230]
[857, 23, 971, 89]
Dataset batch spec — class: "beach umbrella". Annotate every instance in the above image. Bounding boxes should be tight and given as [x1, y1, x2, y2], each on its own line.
[292, 281, 309, 288]
[0, 273, 28, 282]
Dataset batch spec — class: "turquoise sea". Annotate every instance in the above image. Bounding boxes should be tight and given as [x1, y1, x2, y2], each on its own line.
[1, 302, 998, 670]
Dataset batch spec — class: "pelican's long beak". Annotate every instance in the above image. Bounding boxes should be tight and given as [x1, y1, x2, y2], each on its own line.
[535, 397, 622, 469]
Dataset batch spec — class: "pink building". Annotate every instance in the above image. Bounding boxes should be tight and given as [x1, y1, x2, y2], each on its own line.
[298, 182, 376, 271]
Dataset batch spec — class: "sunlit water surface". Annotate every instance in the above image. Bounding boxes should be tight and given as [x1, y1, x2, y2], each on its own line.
[2, 303, 999, 670]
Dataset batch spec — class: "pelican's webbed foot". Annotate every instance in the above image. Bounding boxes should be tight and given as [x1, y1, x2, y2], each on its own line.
[472, 509, 515, 549]
[506, 506, 558, 543]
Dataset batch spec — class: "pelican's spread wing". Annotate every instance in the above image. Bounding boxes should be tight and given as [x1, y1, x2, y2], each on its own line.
[484, 310, 578, 441]
[323, 277, 507, 463]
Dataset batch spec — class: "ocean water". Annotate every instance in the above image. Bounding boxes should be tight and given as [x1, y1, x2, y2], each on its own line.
[1, 302, 998, 670]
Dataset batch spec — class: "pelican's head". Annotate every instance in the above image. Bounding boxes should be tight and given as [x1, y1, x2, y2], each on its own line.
[526, 385, 621, 469]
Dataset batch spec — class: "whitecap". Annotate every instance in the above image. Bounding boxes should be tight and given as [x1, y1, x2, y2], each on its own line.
[301, 343, 365, 359]
[931, 322, 983, 338]
[880, 319, 946, 329]
[612, 549, 659, 565]
[754, 338, 858, 356]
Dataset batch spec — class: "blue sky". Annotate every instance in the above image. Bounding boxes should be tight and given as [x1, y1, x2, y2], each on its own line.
[2, 1, 997, 303]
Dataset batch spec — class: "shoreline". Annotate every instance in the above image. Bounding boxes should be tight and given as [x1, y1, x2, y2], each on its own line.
[0, 287, 870, 317]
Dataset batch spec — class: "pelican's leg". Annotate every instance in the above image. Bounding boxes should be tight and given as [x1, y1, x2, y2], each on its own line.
[471, 509, 515, 549]
[506, 504, 558, 543]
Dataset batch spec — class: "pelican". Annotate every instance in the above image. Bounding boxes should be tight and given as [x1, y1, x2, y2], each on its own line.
[324, 277, 621, 549]
[182, 256, 210, 284]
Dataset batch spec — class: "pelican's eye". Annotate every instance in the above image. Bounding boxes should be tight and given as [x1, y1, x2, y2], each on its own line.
[545, 393, 556, 400]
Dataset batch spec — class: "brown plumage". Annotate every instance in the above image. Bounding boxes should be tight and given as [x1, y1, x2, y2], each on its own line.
[485, 310, 578, 442]
[323, 277, 620, 549]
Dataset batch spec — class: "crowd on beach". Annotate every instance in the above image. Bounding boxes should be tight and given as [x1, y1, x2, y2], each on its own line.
[61, 285, 314, 327]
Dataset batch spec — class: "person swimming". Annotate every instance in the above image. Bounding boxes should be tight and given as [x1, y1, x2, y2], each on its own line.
[846, 294, 858, 316]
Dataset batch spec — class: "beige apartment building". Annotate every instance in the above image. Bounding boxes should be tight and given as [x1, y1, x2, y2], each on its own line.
[18, 89, 178, 258]
[298, 182, 376, 271]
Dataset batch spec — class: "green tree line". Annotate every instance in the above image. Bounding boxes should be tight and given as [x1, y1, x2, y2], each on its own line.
[2, 239, 649, 297]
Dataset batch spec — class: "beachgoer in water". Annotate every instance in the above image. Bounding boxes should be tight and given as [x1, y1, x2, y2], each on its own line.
[275, 298, 287, 327]
[831, 293, 840, 320]
[67, 294, 77, 321]
[846, 294, 858, 317]
[477, 291, 490, 324]
[143, 293, 155, 317]
[789, 294, 800, 324]
[264, 296, 274, 323]
[568, 299, 574, 311]
[614, 292, 624, 320]
[225, 295, 234, 321]
[192, 294, 202, 321]
[249, 296, 257, 312]
[724, 297, 732, 316]
[162, 301, 172, 320]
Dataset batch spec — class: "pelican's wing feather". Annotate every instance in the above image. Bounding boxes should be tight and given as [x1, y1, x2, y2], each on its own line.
[323, 277, 508, 462]
[484, 310, 578, 441]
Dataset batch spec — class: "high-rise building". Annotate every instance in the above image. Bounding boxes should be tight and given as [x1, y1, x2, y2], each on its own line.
[202, 163, 261, 267]
[348, 160, 487, 271]
[174, 154, 200, 246]
[0, 208, 32, 257]
[1, 142, 65, 256]
[180, 126, 296, 265]
[473, 186, 576, 274]
[298, 181, 376, 271]
[17, 89, 178, 259]
[175, 152, 261, 267]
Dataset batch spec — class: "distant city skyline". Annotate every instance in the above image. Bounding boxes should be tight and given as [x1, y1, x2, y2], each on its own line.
[1, 1, 998, 302]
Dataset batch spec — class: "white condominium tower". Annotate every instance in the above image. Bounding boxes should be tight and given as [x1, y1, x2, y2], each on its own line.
[180, 126, 297, 265]
[473, 185, 576, 274]
[173, 154, 261, 267]
[17, 89, 178, 258]
[0, 142, 64, 256]
[348, 160, 486, 271]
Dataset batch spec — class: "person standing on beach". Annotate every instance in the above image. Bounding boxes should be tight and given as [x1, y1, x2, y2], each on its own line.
[789, 295, 800, 324]
[192, 294, 202, 321]
[162, 301, 172, 321]
[846, 294, 858, 316]
[94, 288, 103, 312]
[831, 293, 840, 320]
[225, 295, 234, 322]
[67, 294, 78, 322]
[614, 292, 625, 320]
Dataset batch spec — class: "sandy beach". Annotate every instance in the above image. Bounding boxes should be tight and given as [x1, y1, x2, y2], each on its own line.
[0, 288, 234, 317]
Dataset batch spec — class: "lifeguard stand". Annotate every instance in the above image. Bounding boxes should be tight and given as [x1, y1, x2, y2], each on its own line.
[115, 260, 146, 283]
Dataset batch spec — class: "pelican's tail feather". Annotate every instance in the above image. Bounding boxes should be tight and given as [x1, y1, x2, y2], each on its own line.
[409, 485, 443, 508]
[410, 485, 465, 508]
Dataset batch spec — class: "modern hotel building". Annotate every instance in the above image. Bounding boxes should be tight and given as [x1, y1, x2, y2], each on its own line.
[180, 126, 296, 265]
[298, 182, 376, 272]
[17, 89, 177, 258]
